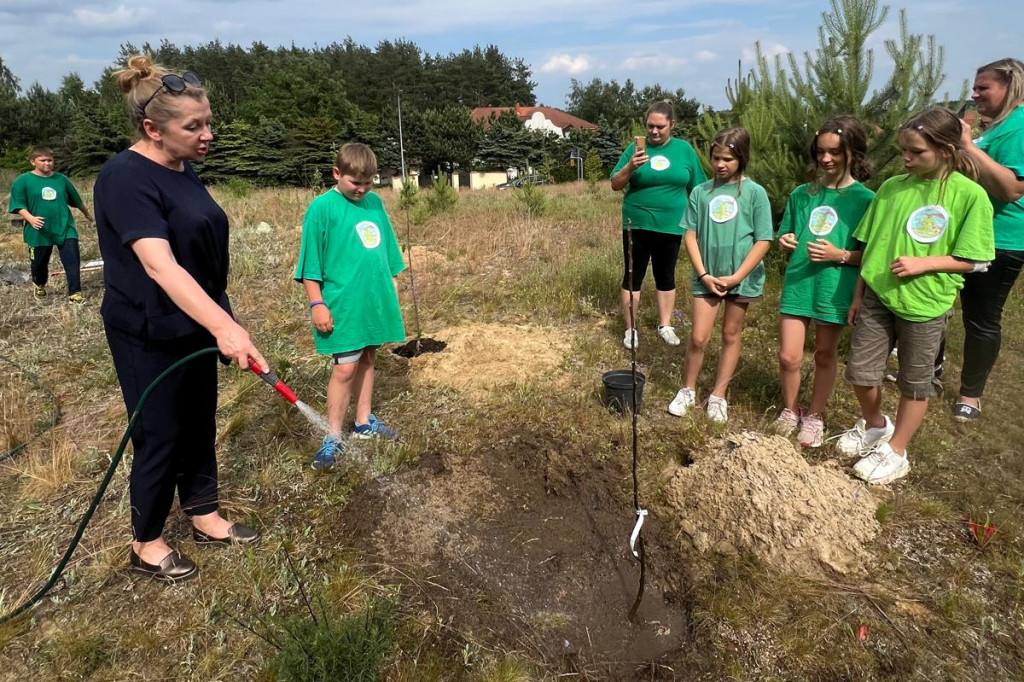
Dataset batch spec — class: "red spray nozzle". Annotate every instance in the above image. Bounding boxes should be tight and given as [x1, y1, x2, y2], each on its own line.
[247, 357, 299, 404]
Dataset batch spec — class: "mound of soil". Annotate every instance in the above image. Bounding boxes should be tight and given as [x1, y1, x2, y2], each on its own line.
[661, 432, 880, 576]
[391, 337, 447, 358]
[338, 430, 696, 677]
[407, 324, 570, 395]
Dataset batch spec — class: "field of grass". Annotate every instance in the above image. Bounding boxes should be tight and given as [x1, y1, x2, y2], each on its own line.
[1, 180, 1023, 680]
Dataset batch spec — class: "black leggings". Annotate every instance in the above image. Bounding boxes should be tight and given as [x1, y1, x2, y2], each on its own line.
[105, 325, 220, 542]
[621, 229, 682, 291]
[958, 249, 1024, 398]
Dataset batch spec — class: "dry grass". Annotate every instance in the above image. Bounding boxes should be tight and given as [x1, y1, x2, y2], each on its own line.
[0, 180, 1022, 680]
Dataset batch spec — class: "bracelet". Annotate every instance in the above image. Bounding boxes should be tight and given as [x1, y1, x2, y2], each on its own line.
[698, 273, 710, 280]
[840, 250, 849, 265]
[309, 300, 324, 309]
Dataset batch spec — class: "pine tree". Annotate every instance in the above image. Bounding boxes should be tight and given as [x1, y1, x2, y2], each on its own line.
[697, 0, 962, 215]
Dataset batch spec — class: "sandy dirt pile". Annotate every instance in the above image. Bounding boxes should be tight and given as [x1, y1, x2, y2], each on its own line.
[661, 432, 880, 576]
[408, 324, 570, 394]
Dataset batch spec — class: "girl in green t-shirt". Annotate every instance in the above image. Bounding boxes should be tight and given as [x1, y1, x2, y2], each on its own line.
[838, 108, 995, 485]
[774, 116, 874, 448]
[668, 127, 772, 423]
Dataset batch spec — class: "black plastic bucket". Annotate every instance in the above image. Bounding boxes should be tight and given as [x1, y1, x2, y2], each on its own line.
[602, 369, 646, 413]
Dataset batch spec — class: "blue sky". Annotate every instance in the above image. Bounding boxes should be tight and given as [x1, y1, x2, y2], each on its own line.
[0, 0, 1020, 110]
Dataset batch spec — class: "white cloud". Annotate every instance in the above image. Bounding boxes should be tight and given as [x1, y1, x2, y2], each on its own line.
[694, 49, 718, 63]
[741, 42, 790, 62]
[74, 4, 150, 29]
[622, 54, 684, 71]
[540, 54, 594, 74]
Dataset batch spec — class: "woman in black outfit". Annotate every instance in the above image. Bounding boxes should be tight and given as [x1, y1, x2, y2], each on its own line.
[94, 55, 268, 581]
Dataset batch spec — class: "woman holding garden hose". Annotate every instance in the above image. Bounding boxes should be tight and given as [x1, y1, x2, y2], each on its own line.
[93, 55, 268, 582]
[951, 58, 1024, 422]
[611, 100, 706, 350]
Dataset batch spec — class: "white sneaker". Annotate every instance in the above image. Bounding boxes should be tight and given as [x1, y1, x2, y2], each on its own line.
[657, 325, 681, 346]
[707, 395, 728, 423]
[668, 387, 695, 417]
[853, 442, 910, 485]
[773, 408, 801, 436]
[623, 328, 639, 350]
[836, 416, 894, 457]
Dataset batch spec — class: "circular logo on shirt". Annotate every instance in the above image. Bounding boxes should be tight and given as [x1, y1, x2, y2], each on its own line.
[808, 206, 839, 236]
[708, 195, 738, 224]
[649, 155, 670, 171]
[41, 187, 57, 201]
[906, 205, 949, 244]
[355, 221, 381, 249]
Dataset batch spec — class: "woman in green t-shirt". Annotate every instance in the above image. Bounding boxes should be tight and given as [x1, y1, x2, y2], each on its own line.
[610, 100, 706, 350]
[775, 116, 874, 448]
[952, 58, 1024, 422]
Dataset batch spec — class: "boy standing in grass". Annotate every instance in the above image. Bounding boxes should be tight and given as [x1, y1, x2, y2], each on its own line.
[294, 143, 406, 470]
[8, 147, 92, 302]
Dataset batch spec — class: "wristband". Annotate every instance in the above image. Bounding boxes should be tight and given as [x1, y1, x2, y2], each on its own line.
[309, 300, 324, 309]
[840, 250, 849, 265]
[698, 273, 710, 280]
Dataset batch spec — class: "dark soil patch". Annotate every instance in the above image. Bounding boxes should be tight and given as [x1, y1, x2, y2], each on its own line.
[338, 430, 698, 678]
[391, 337, 447, 358]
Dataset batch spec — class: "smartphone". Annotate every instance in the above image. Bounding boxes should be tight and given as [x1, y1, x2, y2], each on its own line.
[634, 135, 646, 154]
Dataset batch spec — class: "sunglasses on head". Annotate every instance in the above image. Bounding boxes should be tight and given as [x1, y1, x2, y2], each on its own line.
[139, 71, 202, 116]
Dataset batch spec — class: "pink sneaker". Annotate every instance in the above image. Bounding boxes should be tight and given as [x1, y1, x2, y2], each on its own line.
[798, 413, 824, 448]
[773, 408, 801, 436]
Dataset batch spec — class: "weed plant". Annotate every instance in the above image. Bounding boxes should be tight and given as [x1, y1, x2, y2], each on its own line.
[266, 596, 397, 682]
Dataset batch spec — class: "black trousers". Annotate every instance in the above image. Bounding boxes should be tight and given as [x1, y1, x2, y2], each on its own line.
[29, 239, 81, 294]
[104, 324, 219, 542]
[958, 249, 1024, 398]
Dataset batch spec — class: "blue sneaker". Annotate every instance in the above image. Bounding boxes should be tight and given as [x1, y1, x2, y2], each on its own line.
[352, 414, 399, 440]
[312, 434, 342, 470]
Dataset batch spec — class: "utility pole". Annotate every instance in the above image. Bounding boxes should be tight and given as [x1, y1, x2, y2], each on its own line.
[397, 90, 407, 183]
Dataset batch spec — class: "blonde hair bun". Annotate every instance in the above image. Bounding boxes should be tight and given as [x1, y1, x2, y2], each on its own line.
[115, 54, 166, 94]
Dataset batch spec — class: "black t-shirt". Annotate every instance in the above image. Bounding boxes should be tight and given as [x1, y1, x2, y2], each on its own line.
[94, 150, 232, 340]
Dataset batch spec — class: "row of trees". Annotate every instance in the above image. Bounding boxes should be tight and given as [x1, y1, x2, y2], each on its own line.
[2, 0, 962, 203]
[0, 39, 700, 186]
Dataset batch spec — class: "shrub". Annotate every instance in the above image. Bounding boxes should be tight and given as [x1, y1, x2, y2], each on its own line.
[397, 179, 419, 211]
[223, 177, 256, 199]
[425, 173, 458, 215]
[511, 182, 548, 218]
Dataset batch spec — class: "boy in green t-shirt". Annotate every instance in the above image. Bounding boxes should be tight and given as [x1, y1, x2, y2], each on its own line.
[837, 109, 995, 485]
[7, 147, 93, 302]
[294, 143, 406, 470]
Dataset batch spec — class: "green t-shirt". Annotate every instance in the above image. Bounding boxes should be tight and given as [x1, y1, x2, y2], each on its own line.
[7, 172, 83, 247]
[294, 189, 407, 354]
[855, 173, 995, 321]
[682, 178, 773, 297]
[778, 182, 875, 324]
[975, 104, 1024, 250]
[612, 137, 706, 235]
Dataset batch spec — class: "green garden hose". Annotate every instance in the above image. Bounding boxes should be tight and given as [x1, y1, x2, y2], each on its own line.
[0, 347, 221, 626]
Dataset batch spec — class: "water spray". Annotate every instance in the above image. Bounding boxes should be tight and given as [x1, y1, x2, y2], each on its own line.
[247, 358, 330, 434]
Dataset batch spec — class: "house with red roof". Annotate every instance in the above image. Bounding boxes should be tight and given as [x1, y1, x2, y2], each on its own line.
[471, 103, 597, 138]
